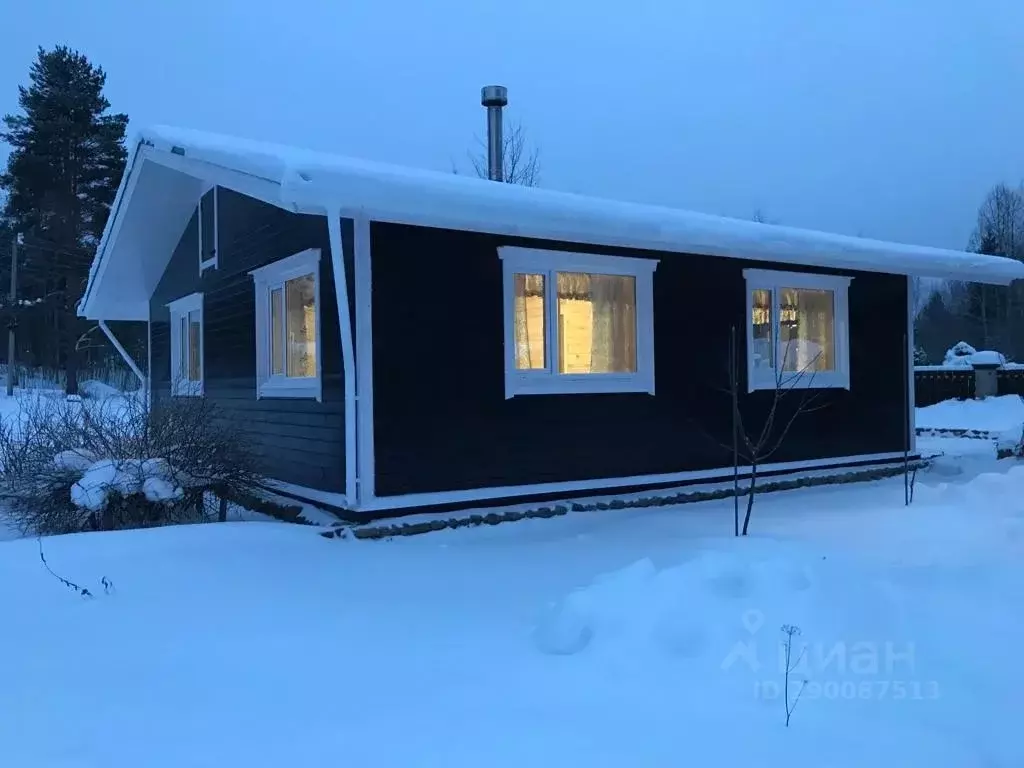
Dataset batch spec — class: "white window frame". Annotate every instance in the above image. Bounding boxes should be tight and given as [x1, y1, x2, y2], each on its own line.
[498, 246, 658, 398]
[250, 248, 323, 401]
[743, 268, 852, 393]
[199, 183, 218, 273]
[168, 292, 204, 397]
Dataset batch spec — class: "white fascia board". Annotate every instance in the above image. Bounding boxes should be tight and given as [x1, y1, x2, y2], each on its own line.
[107, 125, 1024, 288]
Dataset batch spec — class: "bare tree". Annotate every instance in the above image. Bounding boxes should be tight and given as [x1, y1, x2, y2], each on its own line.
[951, 182, 1024, 355]
[969, 182, 1024, 259]
[468, 119, 540, 187]
[721, 331, 827, 535]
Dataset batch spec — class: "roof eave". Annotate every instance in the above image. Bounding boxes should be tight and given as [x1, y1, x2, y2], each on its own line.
[79, 138, 292, 321]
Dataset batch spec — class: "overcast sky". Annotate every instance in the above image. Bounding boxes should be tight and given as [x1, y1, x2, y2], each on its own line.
[2, 0, 1023, 251]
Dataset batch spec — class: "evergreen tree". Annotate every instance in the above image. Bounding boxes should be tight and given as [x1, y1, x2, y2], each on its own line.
[915, 290, 963, 363]
[0, 46, 128, 393]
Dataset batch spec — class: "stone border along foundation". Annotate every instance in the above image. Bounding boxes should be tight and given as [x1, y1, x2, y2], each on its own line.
[319, 460, 932, 541]
[915, 427, 1002, 440]
[229, 489, 314, 526]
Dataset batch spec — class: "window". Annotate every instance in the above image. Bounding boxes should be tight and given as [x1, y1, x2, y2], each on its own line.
[743, 268, 852, 392]
[199, 185, 218, 272]
[250, 248, 322, 400]
[168, 292, 204, 396]
[499, 246, 658, 398]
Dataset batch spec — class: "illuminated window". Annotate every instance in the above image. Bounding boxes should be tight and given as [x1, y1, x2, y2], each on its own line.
[250, 248, 322, 400]
[168, 292, 204, 396]
[500, 246, 657, 397]
[744, 268, 852, 392]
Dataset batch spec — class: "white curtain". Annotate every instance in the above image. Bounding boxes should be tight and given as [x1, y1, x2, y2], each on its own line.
[587, 274, 636, 374]
[779, 288, 834, 373]
[513, 273, 545, 370]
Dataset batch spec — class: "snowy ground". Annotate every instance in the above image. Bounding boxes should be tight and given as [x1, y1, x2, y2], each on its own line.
[0, 392, 1020, 765]
[916, 394, 1024, 437]
[0, 380, 134, 441]
[0, 472, 1020, 765]
[916, 394, 1024, 479]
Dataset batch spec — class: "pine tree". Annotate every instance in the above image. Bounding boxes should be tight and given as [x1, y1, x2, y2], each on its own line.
[0, 46, 128, 394]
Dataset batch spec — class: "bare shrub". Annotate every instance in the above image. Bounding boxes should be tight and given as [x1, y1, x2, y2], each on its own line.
[0, 390, 261, 535]
[781, 624, 808, 727]
[714, 329, 827, 536]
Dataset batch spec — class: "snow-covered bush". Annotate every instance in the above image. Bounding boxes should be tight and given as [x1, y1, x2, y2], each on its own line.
[944, 341, 978, 366]
[0, 393, 261, 535]
[913, 345, 928, 365]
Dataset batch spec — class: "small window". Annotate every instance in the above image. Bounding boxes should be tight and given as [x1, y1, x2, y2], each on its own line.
[168, 292, 204, 396]
[499, 246, 658, 398]
[250, 248, 322, 400]
[743, 268, 852, 392]
[199, 185, 218, 272]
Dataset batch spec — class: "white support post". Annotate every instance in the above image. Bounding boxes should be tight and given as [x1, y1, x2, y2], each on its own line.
[146, 317, 152, 409]
[327, 212, 358, 508]
[99, 320, 145, 386]
[353, 214, 375, 503]
[906, 277, 917, 453]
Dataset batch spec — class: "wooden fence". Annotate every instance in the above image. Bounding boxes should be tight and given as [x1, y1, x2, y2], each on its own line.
[914, 367, 1024, 407]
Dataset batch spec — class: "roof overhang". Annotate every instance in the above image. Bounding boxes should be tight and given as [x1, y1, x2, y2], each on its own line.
[78, 139, 291, 321]
[80, 125, 1024, 321]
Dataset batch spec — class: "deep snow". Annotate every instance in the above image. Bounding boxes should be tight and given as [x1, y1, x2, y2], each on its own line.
[0, 467, 1021, 766]
[916, 394, 1024, 435]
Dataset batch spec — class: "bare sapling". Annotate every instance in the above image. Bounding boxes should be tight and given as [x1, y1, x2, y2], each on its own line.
[781, 624, 807, 727]
[722, 339, 828, 535]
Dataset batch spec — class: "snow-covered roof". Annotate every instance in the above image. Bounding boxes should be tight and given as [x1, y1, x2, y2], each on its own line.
[79, 124, 1024, 320]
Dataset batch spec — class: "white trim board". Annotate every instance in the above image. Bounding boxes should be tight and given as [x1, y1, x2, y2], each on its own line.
[352, 461, 924, 531]
[906, 276, 916, 453]
[146, 317, 153, 409]
[351, 450, 915, 513]
[327, 213, 358, 510]
[199, 184, 219, 273]
[354, 214, 376, 504]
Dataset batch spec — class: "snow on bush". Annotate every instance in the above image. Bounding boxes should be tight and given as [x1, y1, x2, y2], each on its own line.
[0, 390, 261, 535]
[53, 448, 98, 473]
[70, 458, 184, 512]
[944, 341, 977, 364]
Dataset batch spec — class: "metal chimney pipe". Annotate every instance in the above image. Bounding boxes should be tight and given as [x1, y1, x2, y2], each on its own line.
[481, 85, 508, 182]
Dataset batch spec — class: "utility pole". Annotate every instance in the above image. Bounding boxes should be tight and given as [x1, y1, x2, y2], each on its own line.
[6, 235, 17, 396]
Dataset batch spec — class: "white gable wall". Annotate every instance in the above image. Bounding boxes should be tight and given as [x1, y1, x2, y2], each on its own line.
[82, 160, 215, 320]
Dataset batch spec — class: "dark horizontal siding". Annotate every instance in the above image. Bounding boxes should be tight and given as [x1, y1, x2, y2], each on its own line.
[150, 188, 351, 492]
[370, 222, 908, 497]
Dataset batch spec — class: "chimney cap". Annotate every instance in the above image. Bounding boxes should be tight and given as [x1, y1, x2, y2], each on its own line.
[481, 85, 508, 108]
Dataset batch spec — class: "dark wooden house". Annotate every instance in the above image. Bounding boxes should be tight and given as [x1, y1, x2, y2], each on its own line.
[79, 126, 1024, 515]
